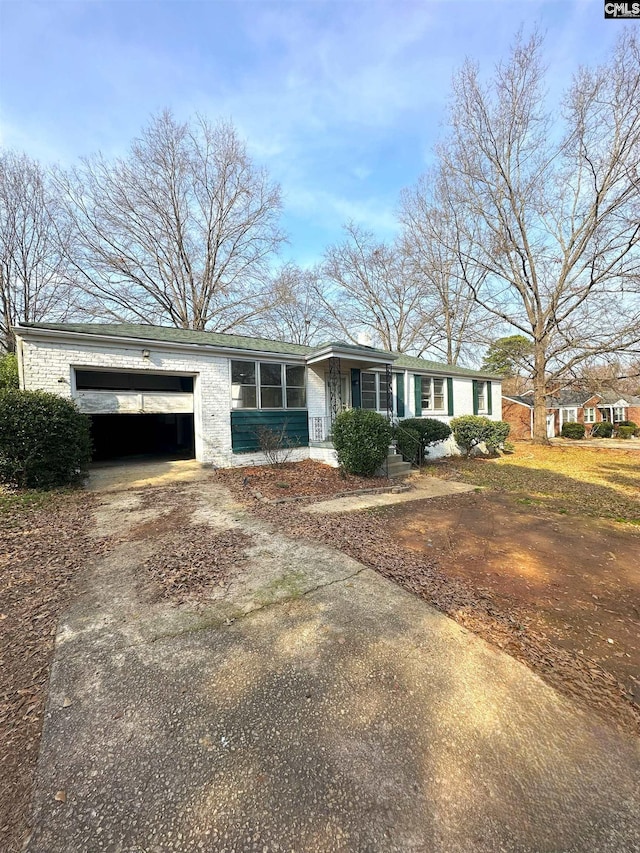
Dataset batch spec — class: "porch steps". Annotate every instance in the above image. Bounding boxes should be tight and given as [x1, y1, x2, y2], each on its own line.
[379, 449, 413, 479]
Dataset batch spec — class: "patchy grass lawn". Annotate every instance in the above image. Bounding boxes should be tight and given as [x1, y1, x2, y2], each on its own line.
[429, 443, 640, 524]
[0, 488, 93, 852]
[230, 445, 640, 736]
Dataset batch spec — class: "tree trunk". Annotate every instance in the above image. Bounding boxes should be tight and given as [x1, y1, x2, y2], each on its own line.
[532, 340, 549, 444]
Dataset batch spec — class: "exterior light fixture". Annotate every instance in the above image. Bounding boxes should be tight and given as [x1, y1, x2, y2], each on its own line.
[142, 349, 150, 359]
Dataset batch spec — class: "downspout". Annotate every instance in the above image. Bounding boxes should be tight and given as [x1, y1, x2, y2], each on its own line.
[530, 406, 534, 439]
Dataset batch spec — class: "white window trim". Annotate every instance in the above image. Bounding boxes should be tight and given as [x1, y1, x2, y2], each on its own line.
[420, 376, 448, 416]
[230, 359, 307, 411]
[361, 371, 394, 414]
[613, 406, 626, 422]
[561, 407, 578, 424]
[584, 407, 596, 424]
[476, 380, 488, 415]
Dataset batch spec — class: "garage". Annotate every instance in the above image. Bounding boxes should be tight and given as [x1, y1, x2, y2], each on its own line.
[73, 369, 196, 462]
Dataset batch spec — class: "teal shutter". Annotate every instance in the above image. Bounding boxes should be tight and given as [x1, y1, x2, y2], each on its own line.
[447, 377, 454, 416]
[396, 373, 405, 418]
[472, 380, 479, 415]
[414, 375, 422, 416]
[351, 368, 361, 408]
[487, 381, 493, 416]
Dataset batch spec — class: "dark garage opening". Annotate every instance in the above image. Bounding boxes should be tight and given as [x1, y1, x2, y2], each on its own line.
[90, 413, 195, 462]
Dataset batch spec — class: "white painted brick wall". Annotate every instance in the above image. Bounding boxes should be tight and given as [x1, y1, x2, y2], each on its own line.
[17, 333, 502, 467]
[17, 336, 315, 468]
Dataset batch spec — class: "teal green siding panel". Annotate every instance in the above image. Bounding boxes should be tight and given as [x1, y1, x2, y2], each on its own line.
[351, 368, 361, 409]
[231, 409, 309, 453]
[447, 377, 454, 416]
[396, 373, 405, 418]
[487, 381, 493, 416]
[472, 380, 479, 415]
[414, 375, 422, 416]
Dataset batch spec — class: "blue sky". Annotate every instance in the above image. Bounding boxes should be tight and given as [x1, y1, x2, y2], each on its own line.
[0, 0, 630, 267]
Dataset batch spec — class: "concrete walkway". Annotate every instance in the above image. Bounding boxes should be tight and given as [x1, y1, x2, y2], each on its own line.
[303, 476, 475, 514]
[28, 469, 640, 852]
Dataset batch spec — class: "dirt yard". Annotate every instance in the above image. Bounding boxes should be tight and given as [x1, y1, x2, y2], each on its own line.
[230, 445, 640, 735]
[215, 458, 386, 500]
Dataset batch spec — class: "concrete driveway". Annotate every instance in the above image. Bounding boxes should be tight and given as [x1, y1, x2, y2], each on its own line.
[28, 465, 640, 852]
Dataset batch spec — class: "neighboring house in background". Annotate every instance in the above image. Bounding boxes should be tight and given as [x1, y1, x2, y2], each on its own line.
[500, 395, 535, 440]
[14, 323, 502, 469]
[502, 389, 639, 439]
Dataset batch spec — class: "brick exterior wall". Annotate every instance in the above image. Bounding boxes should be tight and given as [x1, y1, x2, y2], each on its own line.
[502, 399, 533, 439]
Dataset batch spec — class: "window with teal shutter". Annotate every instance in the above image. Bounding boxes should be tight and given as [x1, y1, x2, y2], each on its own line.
[414, 375, 422, 416]
[472, 380, 479, 415]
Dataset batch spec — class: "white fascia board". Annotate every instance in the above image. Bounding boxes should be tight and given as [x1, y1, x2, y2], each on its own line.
[306, 346, 398, 366]
[14, 326, 308, 363]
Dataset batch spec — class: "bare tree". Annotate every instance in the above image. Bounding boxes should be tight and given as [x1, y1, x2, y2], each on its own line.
[249, 263, 332, 345]
[55, 110, 284, 331]
[400, 172, 492, 364]
[0, 150, 76, 351]
[319, 222, 435, 354]
[430, 30, 640, 441]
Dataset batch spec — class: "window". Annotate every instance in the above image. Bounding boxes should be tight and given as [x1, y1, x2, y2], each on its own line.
[231, 360, 306, 409]
[421, 377, 447, 413]
[614, 406, 625, 422]
[259, 362, 283, 408]
[562, 407, 578, 423]
[584, 407, 596, 424]
[476, 381, 487, 413]
[285, 365, 306, 408]
[231, 361, 256, 409]
[361, 372, 378, 410]
[361, 372, 392, 412]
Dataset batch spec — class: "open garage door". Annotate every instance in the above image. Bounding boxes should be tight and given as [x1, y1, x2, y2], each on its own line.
[73, 370, 196, 461]
[90, 413, 195, 461]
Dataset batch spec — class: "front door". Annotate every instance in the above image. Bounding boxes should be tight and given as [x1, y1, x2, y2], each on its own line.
[546, 414, 555, 438]
[325, 373, 349, 417]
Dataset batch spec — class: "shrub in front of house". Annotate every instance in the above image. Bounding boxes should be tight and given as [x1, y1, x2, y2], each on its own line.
[0, 390, 92, 489]
[0, 353, 19, 390]
[617, 425, 636, 440]
[332, 408, 392, 477]
[394, 425, 421, 465]
[591, 421, 614, 438]
[561, 422, 585, 439]
[450, 415, 511, 455]
[616, 421, 638, 436]
[395, 418, 452, 464]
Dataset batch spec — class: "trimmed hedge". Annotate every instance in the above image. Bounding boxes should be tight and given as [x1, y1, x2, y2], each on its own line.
[394, 418, 452, 464]
[0, 390, 92, 488]
[561, 422, 585, 439]
[332, 409, 392, 477]
[450, 415, 510, 455]
[592, 421, 614, 438]
[617, 425, 636, 440]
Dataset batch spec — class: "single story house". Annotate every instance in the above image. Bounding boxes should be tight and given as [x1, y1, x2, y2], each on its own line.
[15, 323, 502, 467]
[502, 390, 639, 439]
